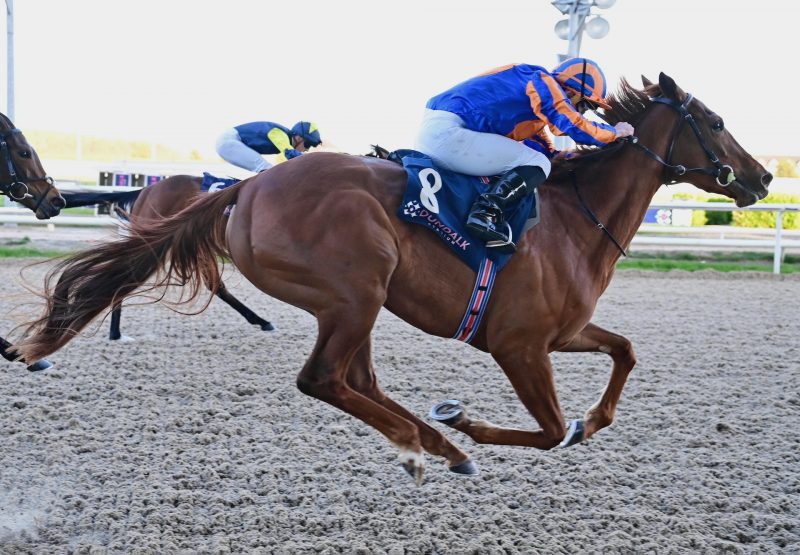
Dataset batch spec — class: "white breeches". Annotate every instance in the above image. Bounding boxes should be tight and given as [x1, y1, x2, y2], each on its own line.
[414, 109, 551, 177]
[215, 128, 272, 173]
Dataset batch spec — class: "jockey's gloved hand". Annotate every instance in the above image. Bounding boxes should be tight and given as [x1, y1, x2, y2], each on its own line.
[284, 149, 303, 160]
[614, 122, 635, 137]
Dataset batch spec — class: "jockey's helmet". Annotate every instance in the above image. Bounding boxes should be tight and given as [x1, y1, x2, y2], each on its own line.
[552, 58, 611, 110]
[291, 121, 322, 149]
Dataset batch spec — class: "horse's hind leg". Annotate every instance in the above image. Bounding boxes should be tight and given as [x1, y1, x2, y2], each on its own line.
[109, 302, 122, 340]
[297, 306, 428, 484]
[346, 338, 477, 475]
[558, 322, 637, 440]
[0, 336, 52, 371]
[215, 282, 274, 331]
[108, 302, 135, 342]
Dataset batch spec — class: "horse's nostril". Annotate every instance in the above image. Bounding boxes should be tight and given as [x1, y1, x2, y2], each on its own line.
[52, 195, 67, 209]
[761, 173, 773, 187]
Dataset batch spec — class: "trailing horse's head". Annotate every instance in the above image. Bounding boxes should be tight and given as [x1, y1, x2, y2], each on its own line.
[0, 112, 65, 219]
[641, 73, 772, 207]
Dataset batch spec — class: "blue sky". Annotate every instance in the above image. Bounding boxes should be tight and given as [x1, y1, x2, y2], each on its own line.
[3, 0, 798, 157]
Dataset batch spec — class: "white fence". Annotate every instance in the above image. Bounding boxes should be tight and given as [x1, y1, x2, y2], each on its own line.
[2, 194, 799, 274]
[634, 202, 800, 274]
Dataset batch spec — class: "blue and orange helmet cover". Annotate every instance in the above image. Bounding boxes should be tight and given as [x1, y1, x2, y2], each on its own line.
[552, 57, 611, 110]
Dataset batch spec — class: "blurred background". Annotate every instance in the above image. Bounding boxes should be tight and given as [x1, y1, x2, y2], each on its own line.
[2, 0, 798, 182]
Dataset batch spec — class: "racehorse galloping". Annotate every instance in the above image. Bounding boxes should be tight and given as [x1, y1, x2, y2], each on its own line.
[14, 74, 771, 483]
[0, 112, 66, 371]
[62, 175, 274, 339]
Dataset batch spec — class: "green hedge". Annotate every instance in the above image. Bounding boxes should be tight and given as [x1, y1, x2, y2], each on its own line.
[733, 193, 800, 229]
[705, 197, 734, 225]
[670, 192, 799, 229]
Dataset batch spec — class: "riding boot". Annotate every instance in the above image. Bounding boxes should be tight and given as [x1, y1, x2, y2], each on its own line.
[465, 166, 546, 249]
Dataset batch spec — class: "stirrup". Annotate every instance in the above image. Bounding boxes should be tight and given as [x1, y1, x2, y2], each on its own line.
[485, 222, 515, 254]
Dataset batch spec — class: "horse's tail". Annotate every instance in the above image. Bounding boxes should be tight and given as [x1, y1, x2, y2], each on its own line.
[61, 188, 144, 212]
[12, 180, 247, 362]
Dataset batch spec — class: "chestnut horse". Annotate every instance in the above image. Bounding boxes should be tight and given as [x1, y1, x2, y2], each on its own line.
[62, 175, 274, 339]
[0, 112, 66, 371]
[14, 74, 771, 483]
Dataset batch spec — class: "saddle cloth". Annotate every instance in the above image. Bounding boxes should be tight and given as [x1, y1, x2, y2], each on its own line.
[201, 172, 240, 193]
[394, 150, 538, 273]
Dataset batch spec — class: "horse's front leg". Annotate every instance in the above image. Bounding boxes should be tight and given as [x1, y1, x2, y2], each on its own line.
[558, 322, 637, 439]
[432, 346, 568, 450]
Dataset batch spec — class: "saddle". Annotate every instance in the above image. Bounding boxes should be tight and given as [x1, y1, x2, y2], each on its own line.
[201, 172, 240, 193]
[387, 149, 539, 274]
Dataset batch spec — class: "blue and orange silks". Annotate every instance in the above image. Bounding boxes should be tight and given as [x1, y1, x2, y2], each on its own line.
[425, 64, 617, 158]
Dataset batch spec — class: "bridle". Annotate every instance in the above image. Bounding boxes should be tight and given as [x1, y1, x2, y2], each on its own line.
[573, 91, 737, 257]
[0, 128, 57, 212]
[627, 93, 737, 187]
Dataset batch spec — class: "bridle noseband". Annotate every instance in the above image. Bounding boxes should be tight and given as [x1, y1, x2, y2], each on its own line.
[629, 93, 736, 187]
[0, 128, 57, 212]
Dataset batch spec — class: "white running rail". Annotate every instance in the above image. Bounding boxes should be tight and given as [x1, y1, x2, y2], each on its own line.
[1, 194, 798, 274]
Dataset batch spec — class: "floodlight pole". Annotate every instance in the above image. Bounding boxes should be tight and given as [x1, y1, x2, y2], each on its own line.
[5, 0, 13, 120]
[552, 0, 593, 59]
[551, 0, 614, 149]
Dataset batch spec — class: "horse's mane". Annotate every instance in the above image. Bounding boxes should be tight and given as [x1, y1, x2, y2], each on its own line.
[602, 78, 656, 127]
[550, 79, 658, 177]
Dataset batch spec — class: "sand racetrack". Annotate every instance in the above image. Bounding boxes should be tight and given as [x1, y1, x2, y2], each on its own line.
[0, 259, 797, 554]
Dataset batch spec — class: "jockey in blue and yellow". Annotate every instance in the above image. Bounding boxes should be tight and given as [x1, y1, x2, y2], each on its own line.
[216, 121, 322, 173]
[415, 57, 634, 251]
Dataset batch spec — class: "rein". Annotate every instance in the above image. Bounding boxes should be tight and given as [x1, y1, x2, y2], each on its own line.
[568, 168, 628, 257]
[591, 94, 736, 186]
[634, 94, 736, 187]
[0, 129, 56, 207]
[568, 92, 737, 256]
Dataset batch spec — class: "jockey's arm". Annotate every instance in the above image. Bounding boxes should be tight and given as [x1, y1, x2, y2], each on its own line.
[527, 72, 618, 147]
[268, 127, 302, 163]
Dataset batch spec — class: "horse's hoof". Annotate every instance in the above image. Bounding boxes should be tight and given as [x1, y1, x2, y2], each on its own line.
[259, 322, 275, 331]
[430, 400, 465, 426]
[449, 458, 479, 476]
[558, 419, 586, 448]
[27, 359, 53, 372]
[110, 335, 136, 343]
[398, 449, 425, 486]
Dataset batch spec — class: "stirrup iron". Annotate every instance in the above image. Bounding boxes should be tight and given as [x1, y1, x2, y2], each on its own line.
[484, 222, 514, 253]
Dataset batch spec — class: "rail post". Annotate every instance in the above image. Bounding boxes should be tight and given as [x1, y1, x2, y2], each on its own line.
[773, 209, 784, 274]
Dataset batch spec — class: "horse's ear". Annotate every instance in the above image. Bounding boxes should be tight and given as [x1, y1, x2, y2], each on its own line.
[642, 75, 660, 96]
[658, 72, 687, 102]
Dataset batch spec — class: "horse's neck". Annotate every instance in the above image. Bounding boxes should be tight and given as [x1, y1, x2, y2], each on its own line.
[555, 127, 671, 263]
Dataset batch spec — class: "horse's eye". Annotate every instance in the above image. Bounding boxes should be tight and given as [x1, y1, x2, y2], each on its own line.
[19, 150, 32, 158]
[712, 120, 724, 132]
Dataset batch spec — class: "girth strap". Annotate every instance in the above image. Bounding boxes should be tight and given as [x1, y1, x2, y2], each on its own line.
[452, 257, 497, 343]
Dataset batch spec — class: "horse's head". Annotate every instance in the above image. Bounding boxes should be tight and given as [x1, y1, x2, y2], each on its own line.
[640, 73, 772, 207]
[0, 113, 65, 219]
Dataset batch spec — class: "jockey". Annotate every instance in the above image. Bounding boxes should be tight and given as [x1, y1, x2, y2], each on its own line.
[216, 121, 322, 173]
[415, 58, 634, 251]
